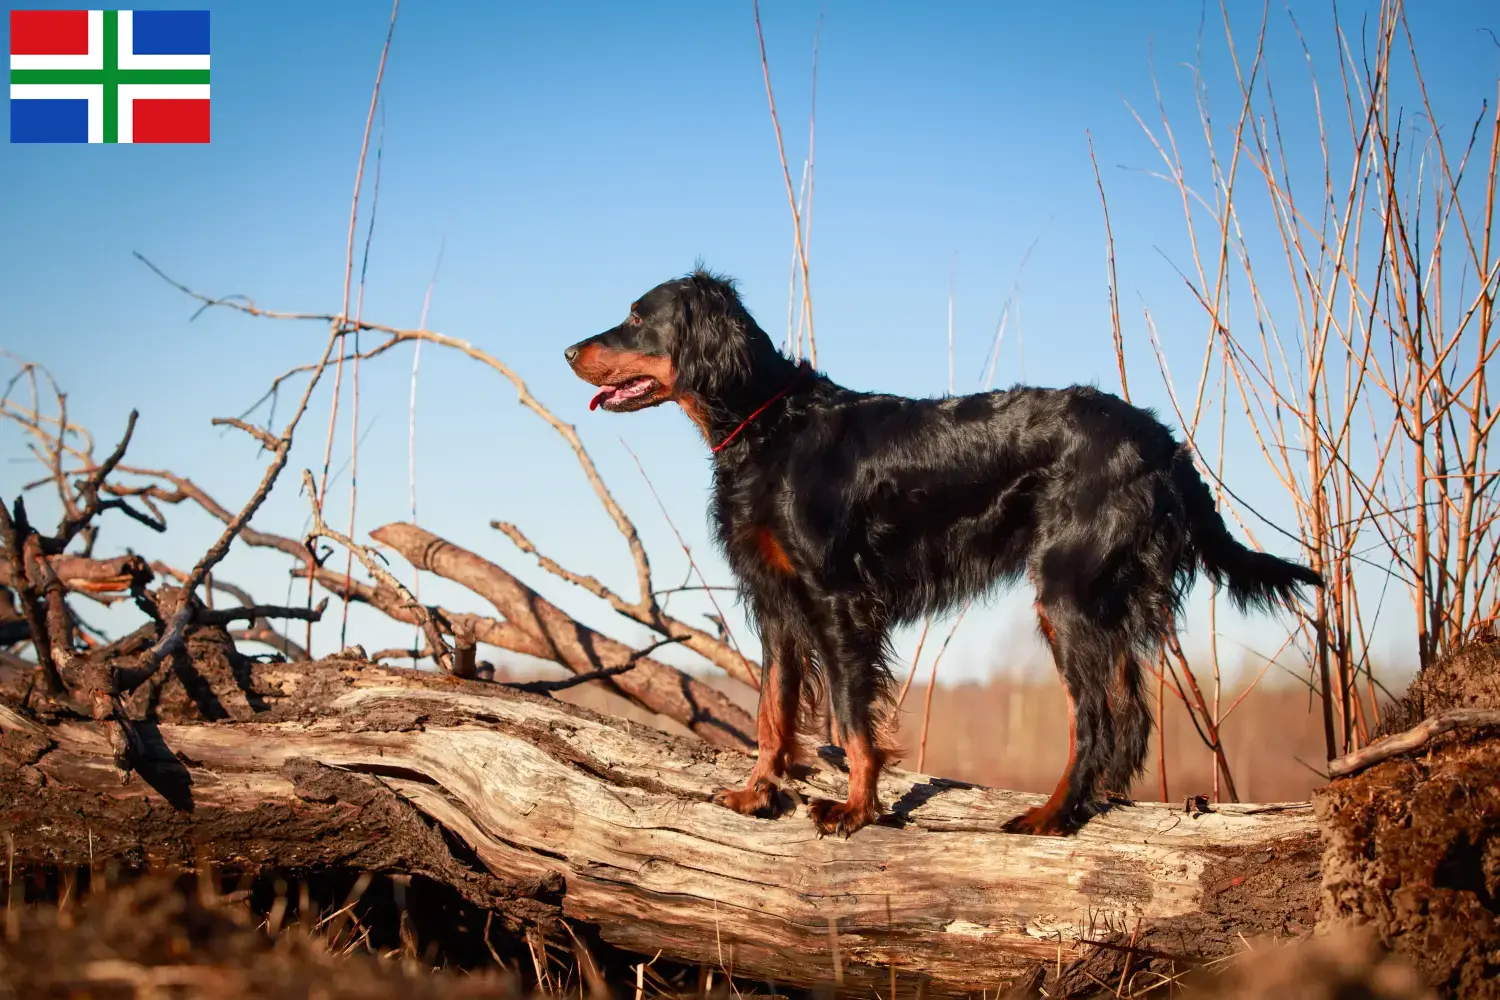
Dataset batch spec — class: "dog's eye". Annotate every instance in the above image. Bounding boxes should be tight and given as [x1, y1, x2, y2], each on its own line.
[627, 314, 643, 327]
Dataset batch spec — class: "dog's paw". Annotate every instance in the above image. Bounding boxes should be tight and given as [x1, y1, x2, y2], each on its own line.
[1002, 805, 1078, 837]
[713, 779, 778, 818]
[807, 797, 879, 838]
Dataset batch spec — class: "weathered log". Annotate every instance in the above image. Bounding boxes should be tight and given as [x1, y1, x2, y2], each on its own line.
[0, 659, 1320, 996]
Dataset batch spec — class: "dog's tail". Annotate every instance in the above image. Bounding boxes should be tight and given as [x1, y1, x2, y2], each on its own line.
[1172, 446, 1323, 613]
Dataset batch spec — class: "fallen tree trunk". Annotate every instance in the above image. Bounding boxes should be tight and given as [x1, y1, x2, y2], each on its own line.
[0, 658, 1320, 996]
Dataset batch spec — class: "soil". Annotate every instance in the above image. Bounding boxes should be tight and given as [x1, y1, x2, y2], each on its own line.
[1316, 636, 1500, 999]
[1377, 632, 1500, 736]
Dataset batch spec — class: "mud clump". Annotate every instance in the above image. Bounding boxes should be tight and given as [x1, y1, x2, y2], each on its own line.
[1316, 636, 1500, 999]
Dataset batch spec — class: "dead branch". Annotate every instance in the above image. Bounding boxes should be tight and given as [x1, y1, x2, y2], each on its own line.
[504, 635, 686, 695]
[492, 520, 757, 688]
[1327, 708, 1500, 778]
[0, 553, 152, 595]
[308, 565, 548, 660]
[109, 469, 313, 567]
[369, 522, 755, 750]
[210, 416, 278, 451]
[134, 259, 764, 699]
[197, 598, 329, 628]
[0, 502, 62, 693]
[105, 324, 348, 746]
[227, 625, 310, 662]
[45, 409, 139, 555]
[504, 662, 639, 695]
[300, 470, 459, 677]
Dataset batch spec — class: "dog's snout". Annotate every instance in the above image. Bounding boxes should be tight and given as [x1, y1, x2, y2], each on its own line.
[564, 344, 581, 365]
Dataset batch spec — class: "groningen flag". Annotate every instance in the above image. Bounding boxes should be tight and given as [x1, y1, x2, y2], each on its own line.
[10, 9, 210, 143]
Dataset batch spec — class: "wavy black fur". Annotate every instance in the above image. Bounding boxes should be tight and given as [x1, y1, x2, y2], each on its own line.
[566, 269, 1323, 834]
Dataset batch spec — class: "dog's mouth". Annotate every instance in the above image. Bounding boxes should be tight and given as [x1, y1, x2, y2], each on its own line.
[589, 376, 665, 412]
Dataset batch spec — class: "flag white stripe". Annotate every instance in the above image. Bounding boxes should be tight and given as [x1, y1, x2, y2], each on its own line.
[117, 11, 211, 71]
[117, 83, 210, 143]
[9, 83, 104, 142]
[8, 10, 104, 71]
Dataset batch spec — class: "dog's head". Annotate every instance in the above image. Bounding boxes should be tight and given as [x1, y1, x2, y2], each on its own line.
[564, 269, 784, 415]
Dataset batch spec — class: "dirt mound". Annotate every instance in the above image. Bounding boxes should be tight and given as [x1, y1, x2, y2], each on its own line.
[1316, 636, 1500, 999]
[1379, 632, 1500, 735]
[0, 876, 523, 1000]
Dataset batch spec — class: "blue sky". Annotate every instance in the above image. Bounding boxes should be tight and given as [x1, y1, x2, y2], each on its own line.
[2, 1, 1495, 684]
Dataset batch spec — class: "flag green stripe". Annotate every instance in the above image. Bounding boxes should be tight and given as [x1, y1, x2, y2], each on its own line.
[103, 9, 118, 142]
[9, 69, 210, 84]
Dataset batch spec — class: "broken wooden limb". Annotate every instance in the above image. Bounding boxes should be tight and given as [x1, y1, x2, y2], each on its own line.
[0, 658, 1320, 997]
[0, 552, 154, 595]
[369, 522, 756, 750]
[1326, 708, 1500, 778]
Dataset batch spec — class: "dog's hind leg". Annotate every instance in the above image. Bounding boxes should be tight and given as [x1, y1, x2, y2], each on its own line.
[713, 627, 803, 818]
[1004, 600, 1117, 836]
[806, 595, 896, 838]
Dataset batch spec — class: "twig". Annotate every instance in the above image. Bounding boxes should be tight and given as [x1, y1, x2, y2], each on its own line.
[895, 615, 932, 708]
[1327, 708, 1500, 778]
[1088, 130, 1129, 403]
[300, 470, 461, 676]
[47, 410, 139, 555]
[1076, 938, 1201, 966]
[506, 660, 638, 695]
[493, 516, 756, 689]
[752, 0, 817, 366]
[917, 600, 971, 772]
[313, 0, 400, 659]
[407, 232, 446, 663]
[370, 646, 432, 663]
[198, 599, 329, 627]
[228, 625, 310, 662]
[211, 417, 277, 451]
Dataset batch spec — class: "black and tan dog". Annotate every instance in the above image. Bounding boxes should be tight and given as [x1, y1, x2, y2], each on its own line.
[565, 269, 1320, 837]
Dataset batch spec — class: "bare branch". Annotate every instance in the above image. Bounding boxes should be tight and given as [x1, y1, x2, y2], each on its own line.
[301, 470, 458, 676]
[1328, 709, 1500, 778]
[211, 416, 278, 451]
[369, 522, 755, 750]
[198, 598, 329, 627]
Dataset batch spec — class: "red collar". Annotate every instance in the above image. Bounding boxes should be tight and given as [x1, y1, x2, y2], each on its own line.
[711, 387, 791, 454]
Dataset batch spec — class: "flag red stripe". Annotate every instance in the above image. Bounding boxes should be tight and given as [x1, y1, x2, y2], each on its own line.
[132, 99, 211, 143]
[10, 10, 90, 56]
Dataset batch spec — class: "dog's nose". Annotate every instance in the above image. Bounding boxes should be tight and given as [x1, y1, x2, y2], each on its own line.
[564, 344, 580, 365]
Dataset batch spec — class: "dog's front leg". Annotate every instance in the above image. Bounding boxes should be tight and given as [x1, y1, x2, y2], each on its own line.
[713, 647, 800, 818]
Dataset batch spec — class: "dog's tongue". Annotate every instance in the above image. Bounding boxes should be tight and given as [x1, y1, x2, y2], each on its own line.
[589, 388, 612, 411]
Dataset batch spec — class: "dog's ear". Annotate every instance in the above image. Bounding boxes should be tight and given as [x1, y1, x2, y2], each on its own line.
[673, 271, 759, 400]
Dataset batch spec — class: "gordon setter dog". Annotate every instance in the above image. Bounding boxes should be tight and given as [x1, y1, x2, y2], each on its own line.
[565, 269, 1321, 838]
